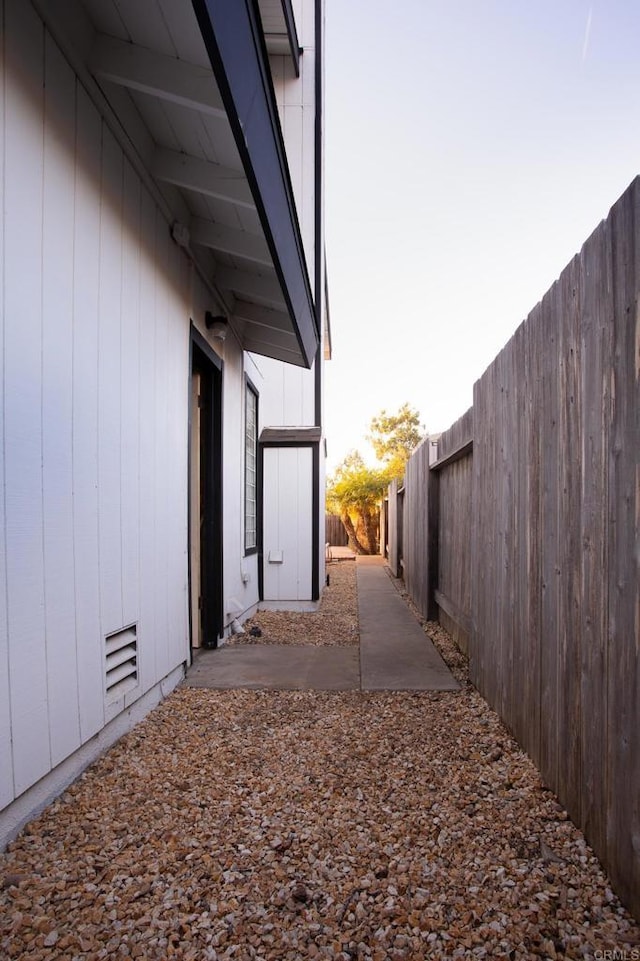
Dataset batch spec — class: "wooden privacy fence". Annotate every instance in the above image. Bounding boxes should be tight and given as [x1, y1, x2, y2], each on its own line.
[325, 514, 348, 547]
[388, 176, 639, 920]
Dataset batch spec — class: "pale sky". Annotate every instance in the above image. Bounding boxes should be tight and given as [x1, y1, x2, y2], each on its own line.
[323, 1, 640, 473]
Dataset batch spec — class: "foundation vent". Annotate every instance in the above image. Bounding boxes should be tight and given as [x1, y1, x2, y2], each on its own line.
[105, 625, 138, 702]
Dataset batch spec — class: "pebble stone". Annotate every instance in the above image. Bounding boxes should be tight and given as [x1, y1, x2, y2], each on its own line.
[1, 560, 638, 959]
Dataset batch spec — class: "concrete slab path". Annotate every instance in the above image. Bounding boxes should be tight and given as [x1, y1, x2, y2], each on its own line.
[186, 643, 360, 691]
[184, 556, 458, 692]
[357, 556, 459, 691]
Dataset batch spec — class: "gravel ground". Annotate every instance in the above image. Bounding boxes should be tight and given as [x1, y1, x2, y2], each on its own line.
[2, 561, 639, 960]
[234, 560, 358, 647]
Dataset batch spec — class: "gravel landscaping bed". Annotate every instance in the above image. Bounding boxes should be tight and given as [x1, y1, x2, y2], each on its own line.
[2, 563, 639, 960]
[234, 560, 358, 647]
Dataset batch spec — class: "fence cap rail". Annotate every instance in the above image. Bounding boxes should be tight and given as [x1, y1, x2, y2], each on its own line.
[430, 437, 473, 472]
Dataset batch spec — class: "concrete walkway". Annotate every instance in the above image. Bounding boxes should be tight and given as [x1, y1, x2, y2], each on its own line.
[186, 644, 360, 691]
[184, 556, 458, 692]
[357, 556, 458, 691]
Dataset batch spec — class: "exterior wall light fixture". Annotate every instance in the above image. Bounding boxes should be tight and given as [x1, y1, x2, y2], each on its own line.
[205, 312, 228, 341]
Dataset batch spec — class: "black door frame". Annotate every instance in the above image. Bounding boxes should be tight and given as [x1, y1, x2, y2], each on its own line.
[189, 325, 223, 648]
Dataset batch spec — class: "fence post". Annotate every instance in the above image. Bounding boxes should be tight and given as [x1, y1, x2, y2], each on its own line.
[426, 465, 439, 620]
[387, 479, 400, 577]
[402, 438, 439, 619]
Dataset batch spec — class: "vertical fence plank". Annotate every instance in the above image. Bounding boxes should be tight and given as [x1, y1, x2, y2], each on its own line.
[325, 515, 348, 547]
[556, 253, 583, 824]
[403, 439, 437, 619]
[485, 357, 498, 709]
[470, 378, 484, 694]
[525, 302, 543, 770]
[437, 448, 472, 652]
[386, 480, 400, 577]
[494, 347, 508, 721]
[579, 216, 612, 864]
[471, 362, 496, 701]
[502, 328, 519, 734]
[539, 280, 561, 793]
[605, 180, 639, 910]
[510, 319, 530, 751]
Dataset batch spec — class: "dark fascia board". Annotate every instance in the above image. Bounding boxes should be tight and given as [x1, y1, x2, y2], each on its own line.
[280, 0, 301, 76]
[313, 0, 324, 425]
[192, 0, 319, 369]
[259, 426, 322, 445]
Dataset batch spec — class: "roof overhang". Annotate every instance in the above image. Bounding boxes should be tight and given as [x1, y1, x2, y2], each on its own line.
[192, 0, 318, 367]
[34, 0, 319, 369]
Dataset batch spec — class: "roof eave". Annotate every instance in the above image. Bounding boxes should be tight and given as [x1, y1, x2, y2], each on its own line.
[192, 0, 319, 370]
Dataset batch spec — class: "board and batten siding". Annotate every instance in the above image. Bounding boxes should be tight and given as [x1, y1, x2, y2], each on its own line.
[1, 0, 190, 809]
[262, 447, 313, 603]
[0, 0, 7, 807]
[254, 354, 316, 428]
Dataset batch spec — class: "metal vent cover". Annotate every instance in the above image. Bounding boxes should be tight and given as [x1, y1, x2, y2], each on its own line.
[105, 625, 138, 702]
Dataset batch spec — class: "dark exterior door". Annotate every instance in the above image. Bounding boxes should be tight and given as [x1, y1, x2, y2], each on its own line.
[190, 331, 223, 648]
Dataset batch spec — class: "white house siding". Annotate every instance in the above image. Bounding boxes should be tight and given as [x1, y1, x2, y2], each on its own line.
[248, 351, 320, 607]
[218, 337, 248, 626]
[270, 1, 318, 291]
[1, 0, 328, 845]
[0, 0, 10, 813]
[254, 354, 316, 427]
[262, 447, 313, 604]
[0, 1, 191, 816]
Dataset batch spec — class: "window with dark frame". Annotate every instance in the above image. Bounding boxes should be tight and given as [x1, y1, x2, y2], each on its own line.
[244, 381, 258, 553]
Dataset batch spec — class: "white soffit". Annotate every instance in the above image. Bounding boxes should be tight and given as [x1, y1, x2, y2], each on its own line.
[38, 0, 312, 367]
[257, 0, 301, 66]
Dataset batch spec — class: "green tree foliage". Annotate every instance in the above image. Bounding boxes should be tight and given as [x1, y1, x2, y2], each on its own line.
[326, 406, 424, 555]
[367, 402, 424, 479]
[326, 451, 388, 554]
